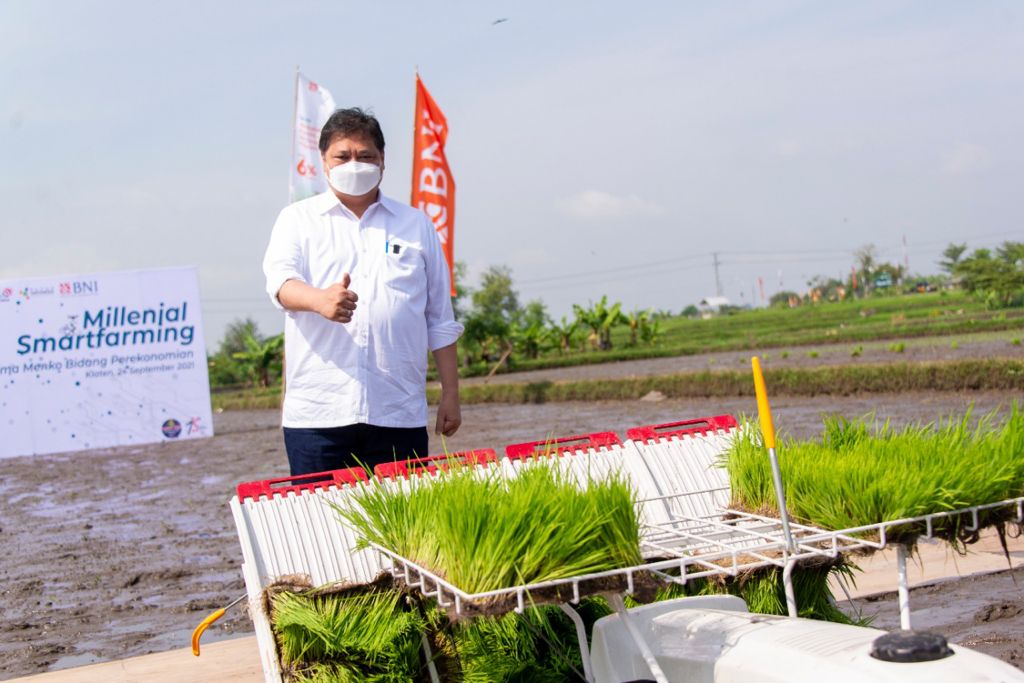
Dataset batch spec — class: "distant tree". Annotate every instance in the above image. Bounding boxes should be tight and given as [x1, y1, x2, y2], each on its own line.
[232, 332, 284, 388]
[998, 241, 1024, 266]
[473, 265, 520, 322]
[680, 304, 700, 318]
[518, 299, 550, 329]
[548, 316, 580, 354]
[769, 291, 801, 308]
[854, 244, 878, 274]
[953, 242, 1024, 308]
[854, 244, 879, 295]
[573, 296, 626, 350]
[806, 276, 847, 302]
[459, 265, 522, 365]
[625, 308, 656, 347]
[508, 299, 551, 359]
[219, 317, 262, 355]
[939, 243, 968, 276]
[451, 261, 470, 320]
[637, 311, 662, 346]
[511, 320, 548, 359]
[207, 317, 264, 387]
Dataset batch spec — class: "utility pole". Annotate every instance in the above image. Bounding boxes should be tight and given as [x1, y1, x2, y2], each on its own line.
[902, 235, 909, 283]
[713, 252, 723, 297]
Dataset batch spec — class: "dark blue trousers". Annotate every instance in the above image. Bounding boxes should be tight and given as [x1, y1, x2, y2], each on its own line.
[282, 423, 428, 477]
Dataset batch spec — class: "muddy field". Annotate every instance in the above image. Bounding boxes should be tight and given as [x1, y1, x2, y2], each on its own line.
[838, 564, 1024, 668]
[1, 388, 1023, 679]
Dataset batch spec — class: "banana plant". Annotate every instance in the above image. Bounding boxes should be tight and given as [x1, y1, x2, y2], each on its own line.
[232, 332, 284, 388]
[573, 296, 626, 350]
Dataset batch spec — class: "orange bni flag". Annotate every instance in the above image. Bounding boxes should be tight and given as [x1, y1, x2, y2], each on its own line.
[411, 74, 456, 296]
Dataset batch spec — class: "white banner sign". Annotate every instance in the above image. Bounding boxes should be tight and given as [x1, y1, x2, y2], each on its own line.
[0, 266, 213, 458]
[289, 72, 336, 203]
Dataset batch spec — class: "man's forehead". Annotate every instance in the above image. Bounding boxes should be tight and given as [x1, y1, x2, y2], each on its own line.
[324, 133, 380, 153]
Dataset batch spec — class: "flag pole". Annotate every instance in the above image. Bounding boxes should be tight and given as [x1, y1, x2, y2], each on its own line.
[411, 67, 419, 206]
[288, 66, 299, 203]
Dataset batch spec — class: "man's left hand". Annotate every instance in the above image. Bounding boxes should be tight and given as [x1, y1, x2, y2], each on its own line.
[435, 393, 461, 437]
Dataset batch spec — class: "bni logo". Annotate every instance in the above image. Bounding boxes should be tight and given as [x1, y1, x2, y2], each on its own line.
[59, 280, 99, 296]
[0, 287, 11, 302]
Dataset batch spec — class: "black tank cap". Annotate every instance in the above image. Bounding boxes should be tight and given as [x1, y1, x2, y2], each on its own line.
[870, 630, 954, 663]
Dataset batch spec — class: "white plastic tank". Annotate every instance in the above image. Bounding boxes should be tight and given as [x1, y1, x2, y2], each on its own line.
[590, 596, 1024, 682]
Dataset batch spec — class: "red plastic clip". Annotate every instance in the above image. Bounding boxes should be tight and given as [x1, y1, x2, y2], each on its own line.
[625, 414, 738, 443]
[236, 467, 369, 502]
[374, 449, 498, 480]
[504, 432, 622, 460]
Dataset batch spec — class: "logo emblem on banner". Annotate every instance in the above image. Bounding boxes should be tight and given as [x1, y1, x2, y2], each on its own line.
[296, 158, 317, 177]
[162, 419, 182, 438]
[59, 281, 99, 297]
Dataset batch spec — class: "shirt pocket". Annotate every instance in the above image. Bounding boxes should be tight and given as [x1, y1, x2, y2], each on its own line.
[381, 241, 426, 298]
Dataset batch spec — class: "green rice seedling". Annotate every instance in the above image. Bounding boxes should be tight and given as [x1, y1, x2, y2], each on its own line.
[806, 350, 818, 358]
[950, 340, 959, 349]
[727, 405, 1024, 543]
[446, 598, 612, 682]
[850, 345, 863, 358]
[1012, 338, 1021, 346]
[338, 462, 641, 596]
[271, 589, 425, 682]
[780, 351, 790, 359]
[646, 559, 860, 624]
[889, 341, 905, 353]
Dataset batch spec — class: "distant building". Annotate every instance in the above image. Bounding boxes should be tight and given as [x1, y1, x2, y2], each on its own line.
[698, 296, 731, 317]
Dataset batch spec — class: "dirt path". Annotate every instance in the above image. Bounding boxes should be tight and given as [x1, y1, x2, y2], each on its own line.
[1, 390, 1022, 679]
[455, 330, 1024, 387]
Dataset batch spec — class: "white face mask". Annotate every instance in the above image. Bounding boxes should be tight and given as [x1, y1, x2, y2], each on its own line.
[327, 161, 382, 196]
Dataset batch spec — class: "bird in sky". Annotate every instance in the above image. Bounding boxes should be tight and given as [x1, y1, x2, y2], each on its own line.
[492, 17, 508, 25]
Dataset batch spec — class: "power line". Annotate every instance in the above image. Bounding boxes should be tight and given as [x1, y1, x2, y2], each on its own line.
[516, 253, 710, 286]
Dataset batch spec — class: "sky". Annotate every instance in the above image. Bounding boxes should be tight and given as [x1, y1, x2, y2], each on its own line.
[2, 0, 1022, 349]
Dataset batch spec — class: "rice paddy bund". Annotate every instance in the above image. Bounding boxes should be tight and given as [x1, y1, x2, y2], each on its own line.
[213, 357, 1024, 410]
[727, 405, 1024, 542]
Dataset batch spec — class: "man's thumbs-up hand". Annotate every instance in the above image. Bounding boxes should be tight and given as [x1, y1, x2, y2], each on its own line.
[318, 273, 359, 323]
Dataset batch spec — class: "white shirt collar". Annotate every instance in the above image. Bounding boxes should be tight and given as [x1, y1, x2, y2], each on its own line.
[311, 190, 398, 218]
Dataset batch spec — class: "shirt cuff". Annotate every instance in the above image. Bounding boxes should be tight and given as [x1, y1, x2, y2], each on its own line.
[266, 273, 304, 311]
[427, 320, 464, 352]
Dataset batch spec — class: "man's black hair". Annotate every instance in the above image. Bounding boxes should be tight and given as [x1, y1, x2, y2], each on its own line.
[318, 108, 385, 153]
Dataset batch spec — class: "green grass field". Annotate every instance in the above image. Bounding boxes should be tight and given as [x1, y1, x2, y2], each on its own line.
[213, 291, 1023, 409]
[475, 290, 1023, 377]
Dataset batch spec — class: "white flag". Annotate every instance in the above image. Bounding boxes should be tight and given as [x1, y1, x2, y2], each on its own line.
[289, 72, 336, 203]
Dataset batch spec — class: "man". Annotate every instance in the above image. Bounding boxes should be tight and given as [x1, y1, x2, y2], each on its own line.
[263, 107, 463, 476]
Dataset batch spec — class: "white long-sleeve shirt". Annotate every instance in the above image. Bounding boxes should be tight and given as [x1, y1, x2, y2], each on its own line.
[263, 191, 463, 429]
